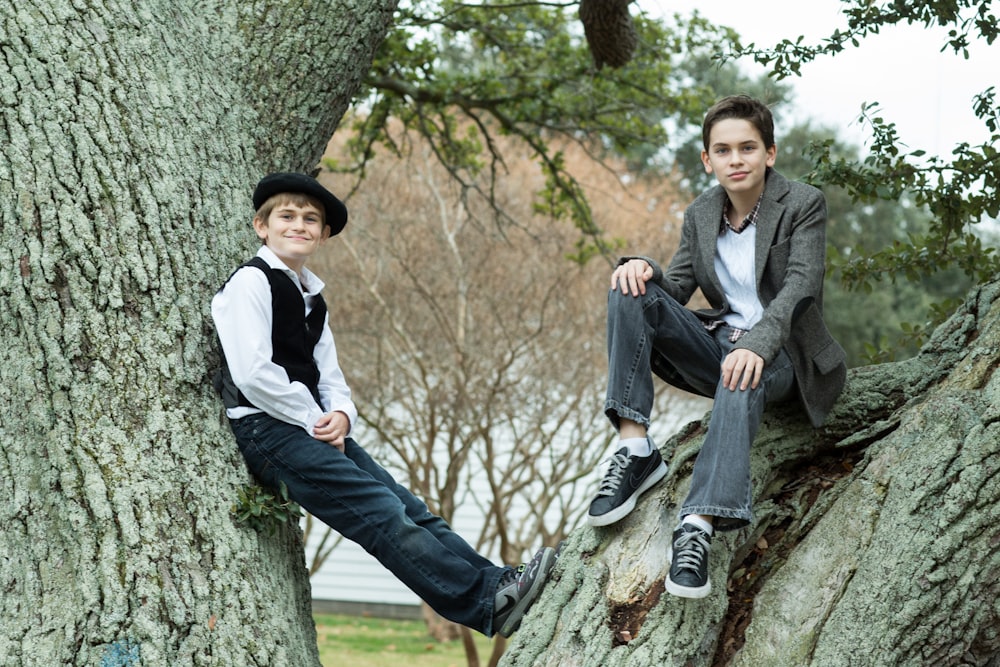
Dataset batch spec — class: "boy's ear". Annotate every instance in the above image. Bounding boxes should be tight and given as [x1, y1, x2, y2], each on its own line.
[252, 215, 269, 241]
[766, 144, 777, 167]
[700, 150, 713, 174]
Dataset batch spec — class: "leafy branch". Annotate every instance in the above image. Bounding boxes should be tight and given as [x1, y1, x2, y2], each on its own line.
[807, 101, 1000, 288]
[326, 1, 726, 263]
[737, 0, 999, 78]
[232, 481, 302, 536]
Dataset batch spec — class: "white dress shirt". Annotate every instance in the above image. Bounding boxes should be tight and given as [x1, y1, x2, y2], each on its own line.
[211, 245, 358, 437]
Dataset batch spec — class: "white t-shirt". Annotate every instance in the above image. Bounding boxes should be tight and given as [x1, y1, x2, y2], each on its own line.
[714, 225, 763, 331]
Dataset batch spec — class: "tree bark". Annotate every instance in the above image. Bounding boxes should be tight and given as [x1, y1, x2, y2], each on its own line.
[501, 279, 1000, 667]
[0, 2, 397, 665]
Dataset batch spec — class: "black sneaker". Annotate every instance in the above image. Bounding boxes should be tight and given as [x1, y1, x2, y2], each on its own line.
[587, 445, 667, 527]
[493, 546, 557, 637]
[665, 523, 712, 598]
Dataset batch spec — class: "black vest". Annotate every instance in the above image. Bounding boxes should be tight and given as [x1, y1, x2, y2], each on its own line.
[214, 257, 327, 410]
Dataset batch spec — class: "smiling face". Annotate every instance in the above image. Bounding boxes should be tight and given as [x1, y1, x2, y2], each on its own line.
[700, 118, 777, 204]
[253, 199, 330, 273]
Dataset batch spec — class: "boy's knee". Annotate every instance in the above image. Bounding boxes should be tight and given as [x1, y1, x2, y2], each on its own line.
[606, 287, 644, 316]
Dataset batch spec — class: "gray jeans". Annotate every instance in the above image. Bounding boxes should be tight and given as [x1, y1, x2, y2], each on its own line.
[604, 284, 795, 531]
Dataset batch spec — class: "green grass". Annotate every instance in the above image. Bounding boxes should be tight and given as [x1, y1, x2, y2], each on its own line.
[315, 613, 496, 667]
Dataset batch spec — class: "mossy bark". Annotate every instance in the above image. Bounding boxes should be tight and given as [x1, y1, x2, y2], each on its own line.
[0, 1, 397, 665]
[502, 281, 1000, 667]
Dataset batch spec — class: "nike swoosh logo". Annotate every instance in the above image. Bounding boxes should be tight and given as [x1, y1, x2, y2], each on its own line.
[629, 473, 649, 488]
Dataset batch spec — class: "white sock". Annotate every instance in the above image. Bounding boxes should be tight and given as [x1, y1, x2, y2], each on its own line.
[620, 437, 652, 457]
[681, 515, 714, 536]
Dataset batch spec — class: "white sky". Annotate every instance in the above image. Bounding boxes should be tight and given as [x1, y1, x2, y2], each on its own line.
[641, 0, 999, 156]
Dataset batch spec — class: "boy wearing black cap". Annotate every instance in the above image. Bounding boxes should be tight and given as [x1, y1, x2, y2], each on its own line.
[212, 173, 556, 637]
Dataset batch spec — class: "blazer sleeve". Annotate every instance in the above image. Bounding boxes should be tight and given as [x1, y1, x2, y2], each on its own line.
[617, 215, 700, 306]
[657, 214, 701, 305]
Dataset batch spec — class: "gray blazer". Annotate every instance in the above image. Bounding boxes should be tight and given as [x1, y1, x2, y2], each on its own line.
[640, 169, 846, 428]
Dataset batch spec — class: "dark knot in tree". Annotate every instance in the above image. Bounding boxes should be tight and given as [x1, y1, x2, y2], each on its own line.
[579, 0, 638, 69]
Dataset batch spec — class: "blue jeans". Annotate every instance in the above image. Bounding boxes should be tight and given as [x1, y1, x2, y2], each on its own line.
[230, 413, 508, 634]
[604, 285, 795, 530]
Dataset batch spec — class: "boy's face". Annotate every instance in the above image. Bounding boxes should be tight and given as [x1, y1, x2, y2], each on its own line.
[701, 118, 776, 200]
[253, 201, 330, 271]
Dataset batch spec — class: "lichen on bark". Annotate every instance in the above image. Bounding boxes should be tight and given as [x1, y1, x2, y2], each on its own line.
[0, 1, 399, 664]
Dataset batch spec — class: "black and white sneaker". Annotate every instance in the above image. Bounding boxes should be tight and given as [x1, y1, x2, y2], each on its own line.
[493, 546, 557, 637]
[666, 523, 712, 598]
[587, 446, 667, 527]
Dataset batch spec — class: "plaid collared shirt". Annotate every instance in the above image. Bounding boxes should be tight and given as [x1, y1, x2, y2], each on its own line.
[720, 192, 764, 235]
[702, 318, 750, 342]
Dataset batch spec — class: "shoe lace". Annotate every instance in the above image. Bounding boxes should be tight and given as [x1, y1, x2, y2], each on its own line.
[498, 563, 523, 590]
[673, 529, 710, 573]
[596, 451, 631, 497]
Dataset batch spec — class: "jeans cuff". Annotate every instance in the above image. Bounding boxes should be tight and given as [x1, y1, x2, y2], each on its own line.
[603, 400, 650, 430]
[678, 505, 752, 532]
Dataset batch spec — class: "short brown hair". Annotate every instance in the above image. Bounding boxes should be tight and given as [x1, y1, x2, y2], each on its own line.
[702, 95, 775, 151]
[254, 192, 325, 225]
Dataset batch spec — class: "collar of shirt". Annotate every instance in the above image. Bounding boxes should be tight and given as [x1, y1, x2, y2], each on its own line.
[720, 191, 764, 235]
[256, 245, 326, 296]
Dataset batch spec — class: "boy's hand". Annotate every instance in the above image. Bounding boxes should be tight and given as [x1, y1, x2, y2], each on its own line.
[611, 259, 653, 296]
[722, 349, 764, 391]
[313, 411, 350, 452]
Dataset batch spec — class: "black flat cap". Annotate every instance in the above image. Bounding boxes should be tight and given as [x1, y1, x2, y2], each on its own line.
[252, 172, 348, 236]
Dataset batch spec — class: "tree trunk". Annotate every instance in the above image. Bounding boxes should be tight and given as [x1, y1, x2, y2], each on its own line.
[501, 280, 1000, 667]
[0, 2, 397, 665]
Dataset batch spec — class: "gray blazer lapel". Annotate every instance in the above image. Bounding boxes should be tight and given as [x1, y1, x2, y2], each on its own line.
[754, 172, 790, 288]
[754, 199, 780, 288]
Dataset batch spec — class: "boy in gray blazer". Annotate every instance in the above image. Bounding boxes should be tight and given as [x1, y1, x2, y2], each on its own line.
[587, 95, 846, 598]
